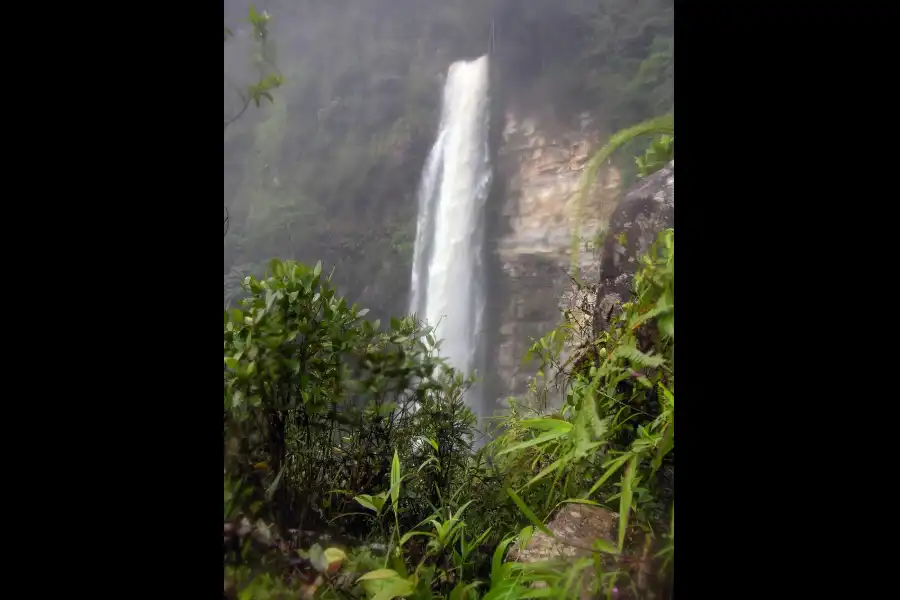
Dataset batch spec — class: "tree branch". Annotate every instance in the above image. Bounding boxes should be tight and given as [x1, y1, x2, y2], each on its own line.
[224, 92, 252, 132]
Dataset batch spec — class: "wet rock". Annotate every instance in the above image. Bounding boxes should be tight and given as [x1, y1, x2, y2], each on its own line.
[507, 504, 617, 600]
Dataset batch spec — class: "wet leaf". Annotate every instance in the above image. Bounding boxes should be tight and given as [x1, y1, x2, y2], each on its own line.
[357, 569, 400, 582]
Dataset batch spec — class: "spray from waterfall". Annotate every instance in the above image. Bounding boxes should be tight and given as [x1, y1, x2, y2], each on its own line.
[409, 55, 491, 422]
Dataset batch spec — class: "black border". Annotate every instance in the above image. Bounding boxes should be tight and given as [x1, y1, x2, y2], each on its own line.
[44, 2, 222, 594]
[42, 1, 884, 597]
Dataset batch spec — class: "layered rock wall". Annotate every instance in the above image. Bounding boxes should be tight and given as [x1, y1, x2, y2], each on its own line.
[488, 112, 620, 413]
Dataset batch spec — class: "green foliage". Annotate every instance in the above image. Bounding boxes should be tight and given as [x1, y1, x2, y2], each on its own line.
[222, 237, 675, 598]
[223, 259, 509, 597]
[485, 229, 674, 596]
[636, 135, 674, 177]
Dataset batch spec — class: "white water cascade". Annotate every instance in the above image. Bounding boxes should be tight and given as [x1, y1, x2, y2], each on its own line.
[409, 55, 492, 420]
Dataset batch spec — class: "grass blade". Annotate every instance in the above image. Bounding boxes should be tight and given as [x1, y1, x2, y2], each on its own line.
[391, 449, 401, 512]
[523, 453, 569, 490]
[618, 455, 638, 551]
[519, 418, 573, 432]
[497, 429, 569, 456]
[398, 530, 435, 546]
[506, 488, 552, 536]
[491, 535, 517, 585]
[585, 454, 630, 498]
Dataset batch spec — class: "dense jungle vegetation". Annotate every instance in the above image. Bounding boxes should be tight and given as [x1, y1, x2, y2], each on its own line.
[224, 2, 674, 598]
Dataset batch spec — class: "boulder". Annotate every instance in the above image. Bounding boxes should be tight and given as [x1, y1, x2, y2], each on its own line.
[507, 504, 618, 600]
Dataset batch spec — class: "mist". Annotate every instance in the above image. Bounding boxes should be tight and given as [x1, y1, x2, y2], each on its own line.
[225, 0, 672, 311]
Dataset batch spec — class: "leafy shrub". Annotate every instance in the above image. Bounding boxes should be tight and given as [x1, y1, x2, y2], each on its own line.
[635, 135, 674, 177]
[224, 259, 488, 595]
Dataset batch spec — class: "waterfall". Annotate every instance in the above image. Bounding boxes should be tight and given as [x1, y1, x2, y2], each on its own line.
[409, 55, 492, 421]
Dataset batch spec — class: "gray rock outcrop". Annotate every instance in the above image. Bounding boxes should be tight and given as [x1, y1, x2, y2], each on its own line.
[593, 161, 674, 333]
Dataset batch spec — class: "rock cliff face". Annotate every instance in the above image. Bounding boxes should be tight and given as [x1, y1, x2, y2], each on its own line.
[592, 160, 674, 334]
[487, 111, 620, 413]
[500, 160, 675, 600]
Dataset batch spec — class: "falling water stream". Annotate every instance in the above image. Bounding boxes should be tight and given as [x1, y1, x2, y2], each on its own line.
[409, 55, 492, 421]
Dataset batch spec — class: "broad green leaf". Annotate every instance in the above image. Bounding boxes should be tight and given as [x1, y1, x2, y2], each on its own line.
[428, 519, 448, 540]
[658, 313, 674, 337]
[370, 578, 415, 600]
[354, 494, 379, 513]
[449, 582, 466, 600]
[450, 582, 482, 600]
[314, 261, 322, 277]
[398, 530, 434, 546]
[592, 538, 619, 555]
[357, 569, 400, 582]
[390, 553, 409, 579]
[491, 535, 517, 585]
[506, 488, 552, 536]
[481, 580, 522, 600]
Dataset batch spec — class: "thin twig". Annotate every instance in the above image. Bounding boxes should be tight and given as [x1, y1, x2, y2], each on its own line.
[224, 92, 251, 131]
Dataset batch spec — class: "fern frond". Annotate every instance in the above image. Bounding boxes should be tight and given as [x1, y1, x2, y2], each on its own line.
[611, 344, 666, 369]
[628, 305, 669, 331]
